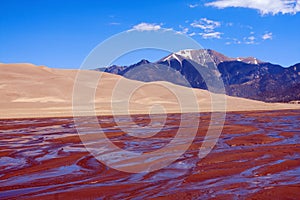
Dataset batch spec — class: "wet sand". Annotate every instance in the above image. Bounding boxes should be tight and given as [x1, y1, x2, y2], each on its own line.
[1, 110, 300, 199]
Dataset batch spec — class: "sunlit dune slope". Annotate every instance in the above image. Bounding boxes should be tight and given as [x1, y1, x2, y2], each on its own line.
[0, 63, 299, 119]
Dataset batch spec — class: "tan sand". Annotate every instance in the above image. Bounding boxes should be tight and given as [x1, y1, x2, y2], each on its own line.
[0, 63, 299, 119]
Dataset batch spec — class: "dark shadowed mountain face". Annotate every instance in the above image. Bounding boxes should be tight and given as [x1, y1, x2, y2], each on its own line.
[217, 61, 300, 102]
[95, 49, 300, 103]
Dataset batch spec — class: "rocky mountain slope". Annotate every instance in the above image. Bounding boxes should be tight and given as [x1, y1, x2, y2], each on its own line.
[96, 49, 300, 103]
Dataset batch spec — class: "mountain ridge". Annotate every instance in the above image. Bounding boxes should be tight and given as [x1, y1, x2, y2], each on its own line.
[95, 49, 300, 103]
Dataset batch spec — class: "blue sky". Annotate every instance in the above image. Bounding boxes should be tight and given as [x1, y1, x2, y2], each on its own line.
[1, 0, 300, 68]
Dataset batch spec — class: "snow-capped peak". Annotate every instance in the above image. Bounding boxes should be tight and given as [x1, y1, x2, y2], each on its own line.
[175, 49, 194, 60]
[160, 49, 264, 66]
[160, 49, 216, 66]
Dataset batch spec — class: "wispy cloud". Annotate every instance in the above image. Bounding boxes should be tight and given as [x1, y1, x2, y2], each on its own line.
[191, 18, 221, 32]
[200, 32, 222, 39]
[130, 23, 195, 37]
[262, 32, 273, 40]
[244, 36, 256, 44]
[177, 25, 189, 35]
[226, 22, 234, 27]
[109, 22, 121, 26]
[205, 0, 300, 15]
[188, 3, 199, 8]
[132, 23, 161, 31]
[179, 27, 189, 34]
[190, 18, 222, 39]
[226, 31, 272, 45]
[225, 38, 242, 45]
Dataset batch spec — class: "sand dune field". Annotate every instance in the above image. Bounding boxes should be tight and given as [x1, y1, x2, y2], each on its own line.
[1, 63, 299, 119]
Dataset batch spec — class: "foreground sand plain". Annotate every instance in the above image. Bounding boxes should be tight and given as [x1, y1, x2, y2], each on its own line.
[0, 63, 299, 119]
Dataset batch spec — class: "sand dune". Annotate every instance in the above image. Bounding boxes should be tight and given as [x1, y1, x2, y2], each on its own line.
[0, 63, 299, 119]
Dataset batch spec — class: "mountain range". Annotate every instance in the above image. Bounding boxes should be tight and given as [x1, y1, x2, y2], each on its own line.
[96, 49, 300, 103]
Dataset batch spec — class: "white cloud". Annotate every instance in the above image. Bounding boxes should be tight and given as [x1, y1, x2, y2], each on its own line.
[244, 35, 256, 44]
[172, 25, 190, 35]
[226, 32, 273, 45]
[262, 32, 273, 40]
[180, 27, 189, 34]
[200, 32, 222, 39]
[132, 23, 161, 31]
[190, 18, 222, 39]
[177, 25, 189, 35]
[296, 1, 300, 11]
[205, 0, 300, 15]
[130, 23, 195, 37]
[190, 18, 221, 32]
[189, 3, 199, 8]
[248, 36, 255, 41]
